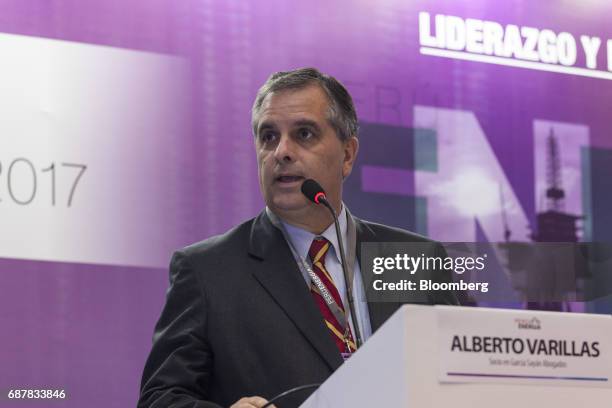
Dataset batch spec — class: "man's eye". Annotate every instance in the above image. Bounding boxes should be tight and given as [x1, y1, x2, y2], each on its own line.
[260, 132, 277, 143]
[297, 128, 314, 140]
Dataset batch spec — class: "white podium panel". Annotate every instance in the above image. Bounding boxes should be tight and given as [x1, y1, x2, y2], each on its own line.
[301, 305, 612, 408]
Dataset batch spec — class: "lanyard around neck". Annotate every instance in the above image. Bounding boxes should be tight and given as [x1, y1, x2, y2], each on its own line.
[266, 208, 358, 343]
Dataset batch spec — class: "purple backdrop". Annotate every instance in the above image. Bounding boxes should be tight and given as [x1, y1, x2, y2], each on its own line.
[0, 1, 611, 406]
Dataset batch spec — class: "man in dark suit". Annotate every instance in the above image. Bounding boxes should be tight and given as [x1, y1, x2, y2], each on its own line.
[139, 68, 460, 408]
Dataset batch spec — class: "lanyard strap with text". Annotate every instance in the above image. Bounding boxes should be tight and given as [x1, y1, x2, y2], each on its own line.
[266, 208, 357, 345]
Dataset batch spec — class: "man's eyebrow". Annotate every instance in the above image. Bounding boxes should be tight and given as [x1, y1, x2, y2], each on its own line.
[257, 119, 323, 134]
[293, 119, 322, 132]
[257, 122, 277, 134]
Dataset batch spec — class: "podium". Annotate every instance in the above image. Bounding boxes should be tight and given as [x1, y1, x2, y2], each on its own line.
[300, 305, 612, 407]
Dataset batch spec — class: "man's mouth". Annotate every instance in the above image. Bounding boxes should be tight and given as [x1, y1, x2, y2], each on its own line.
[275, 175, 305, 183]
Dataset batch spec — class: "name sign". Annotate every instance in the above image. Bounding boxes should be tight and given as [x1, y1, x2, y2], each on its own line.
[437, 307, 612, 387]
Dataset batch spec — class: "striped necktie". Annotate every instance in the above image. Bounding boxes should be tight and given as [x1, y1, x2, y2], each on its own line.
[308, 237, 356, 355]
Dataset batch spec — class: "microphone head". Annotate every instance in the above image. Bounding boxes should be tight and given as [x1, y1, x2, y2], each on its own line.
[301, 179, 327, 204]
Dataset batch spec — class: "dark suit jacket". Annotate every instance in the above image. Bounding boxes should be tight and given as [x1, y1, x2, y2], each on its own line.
[138, 211, 460, 408]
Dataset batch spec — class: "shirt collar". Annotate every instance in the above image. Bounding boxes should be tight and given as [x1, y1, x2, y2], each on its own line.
[280, 205, 347, 264]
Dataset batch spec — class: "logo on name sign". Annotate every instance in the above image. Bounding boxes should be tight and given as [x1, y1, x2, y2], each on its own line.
[515, 317, 541, 330]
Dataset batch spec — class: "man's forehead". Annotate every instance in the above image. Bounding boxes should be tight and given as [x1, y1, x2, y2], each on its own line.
[259, 84, 329, 115]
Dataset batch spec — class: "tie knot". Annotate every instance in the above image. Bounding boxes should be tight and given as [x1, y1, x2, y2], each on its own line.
[308, 237, 330, 265]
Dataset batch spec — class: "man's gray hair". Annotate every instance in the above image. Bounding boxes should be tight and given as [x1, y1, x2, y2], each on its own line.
[251, 67, 359, 142]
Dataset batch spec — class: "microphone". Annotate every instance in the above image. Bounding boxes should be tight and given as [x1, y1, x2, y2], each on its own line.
[300, 179, 363, 349]
[301, 178, 329, 206]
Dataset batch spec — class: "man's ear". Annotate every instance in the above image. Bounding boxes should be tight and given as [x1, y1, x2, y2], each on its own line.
[342, 136, 359, 179]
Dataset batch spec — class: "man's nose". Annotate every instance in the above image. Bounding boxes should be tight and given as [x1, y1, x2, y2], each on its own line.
[273, 134, 296, 163]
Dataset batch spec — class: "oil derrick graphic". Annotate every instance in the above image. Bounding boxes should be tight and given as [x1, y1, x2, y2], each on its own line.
[531, 128, 582, 242]
[527, 128, 585, 311]
[500, 128, 586, 312]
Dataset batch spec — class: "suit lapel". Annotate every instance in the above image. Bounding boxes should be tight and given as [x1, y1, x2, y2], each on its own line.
[248, 211, 343, 371]
[353, 217, 402, 332]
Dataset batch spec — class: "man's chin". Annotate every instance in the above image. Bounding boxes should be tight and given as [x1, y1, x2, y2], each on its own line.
[268, 196, 312, 214]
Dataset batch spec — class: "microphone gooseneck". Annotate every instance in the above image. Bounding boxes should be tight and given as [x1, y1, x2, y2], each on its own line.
[300, 179, 363, 349]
